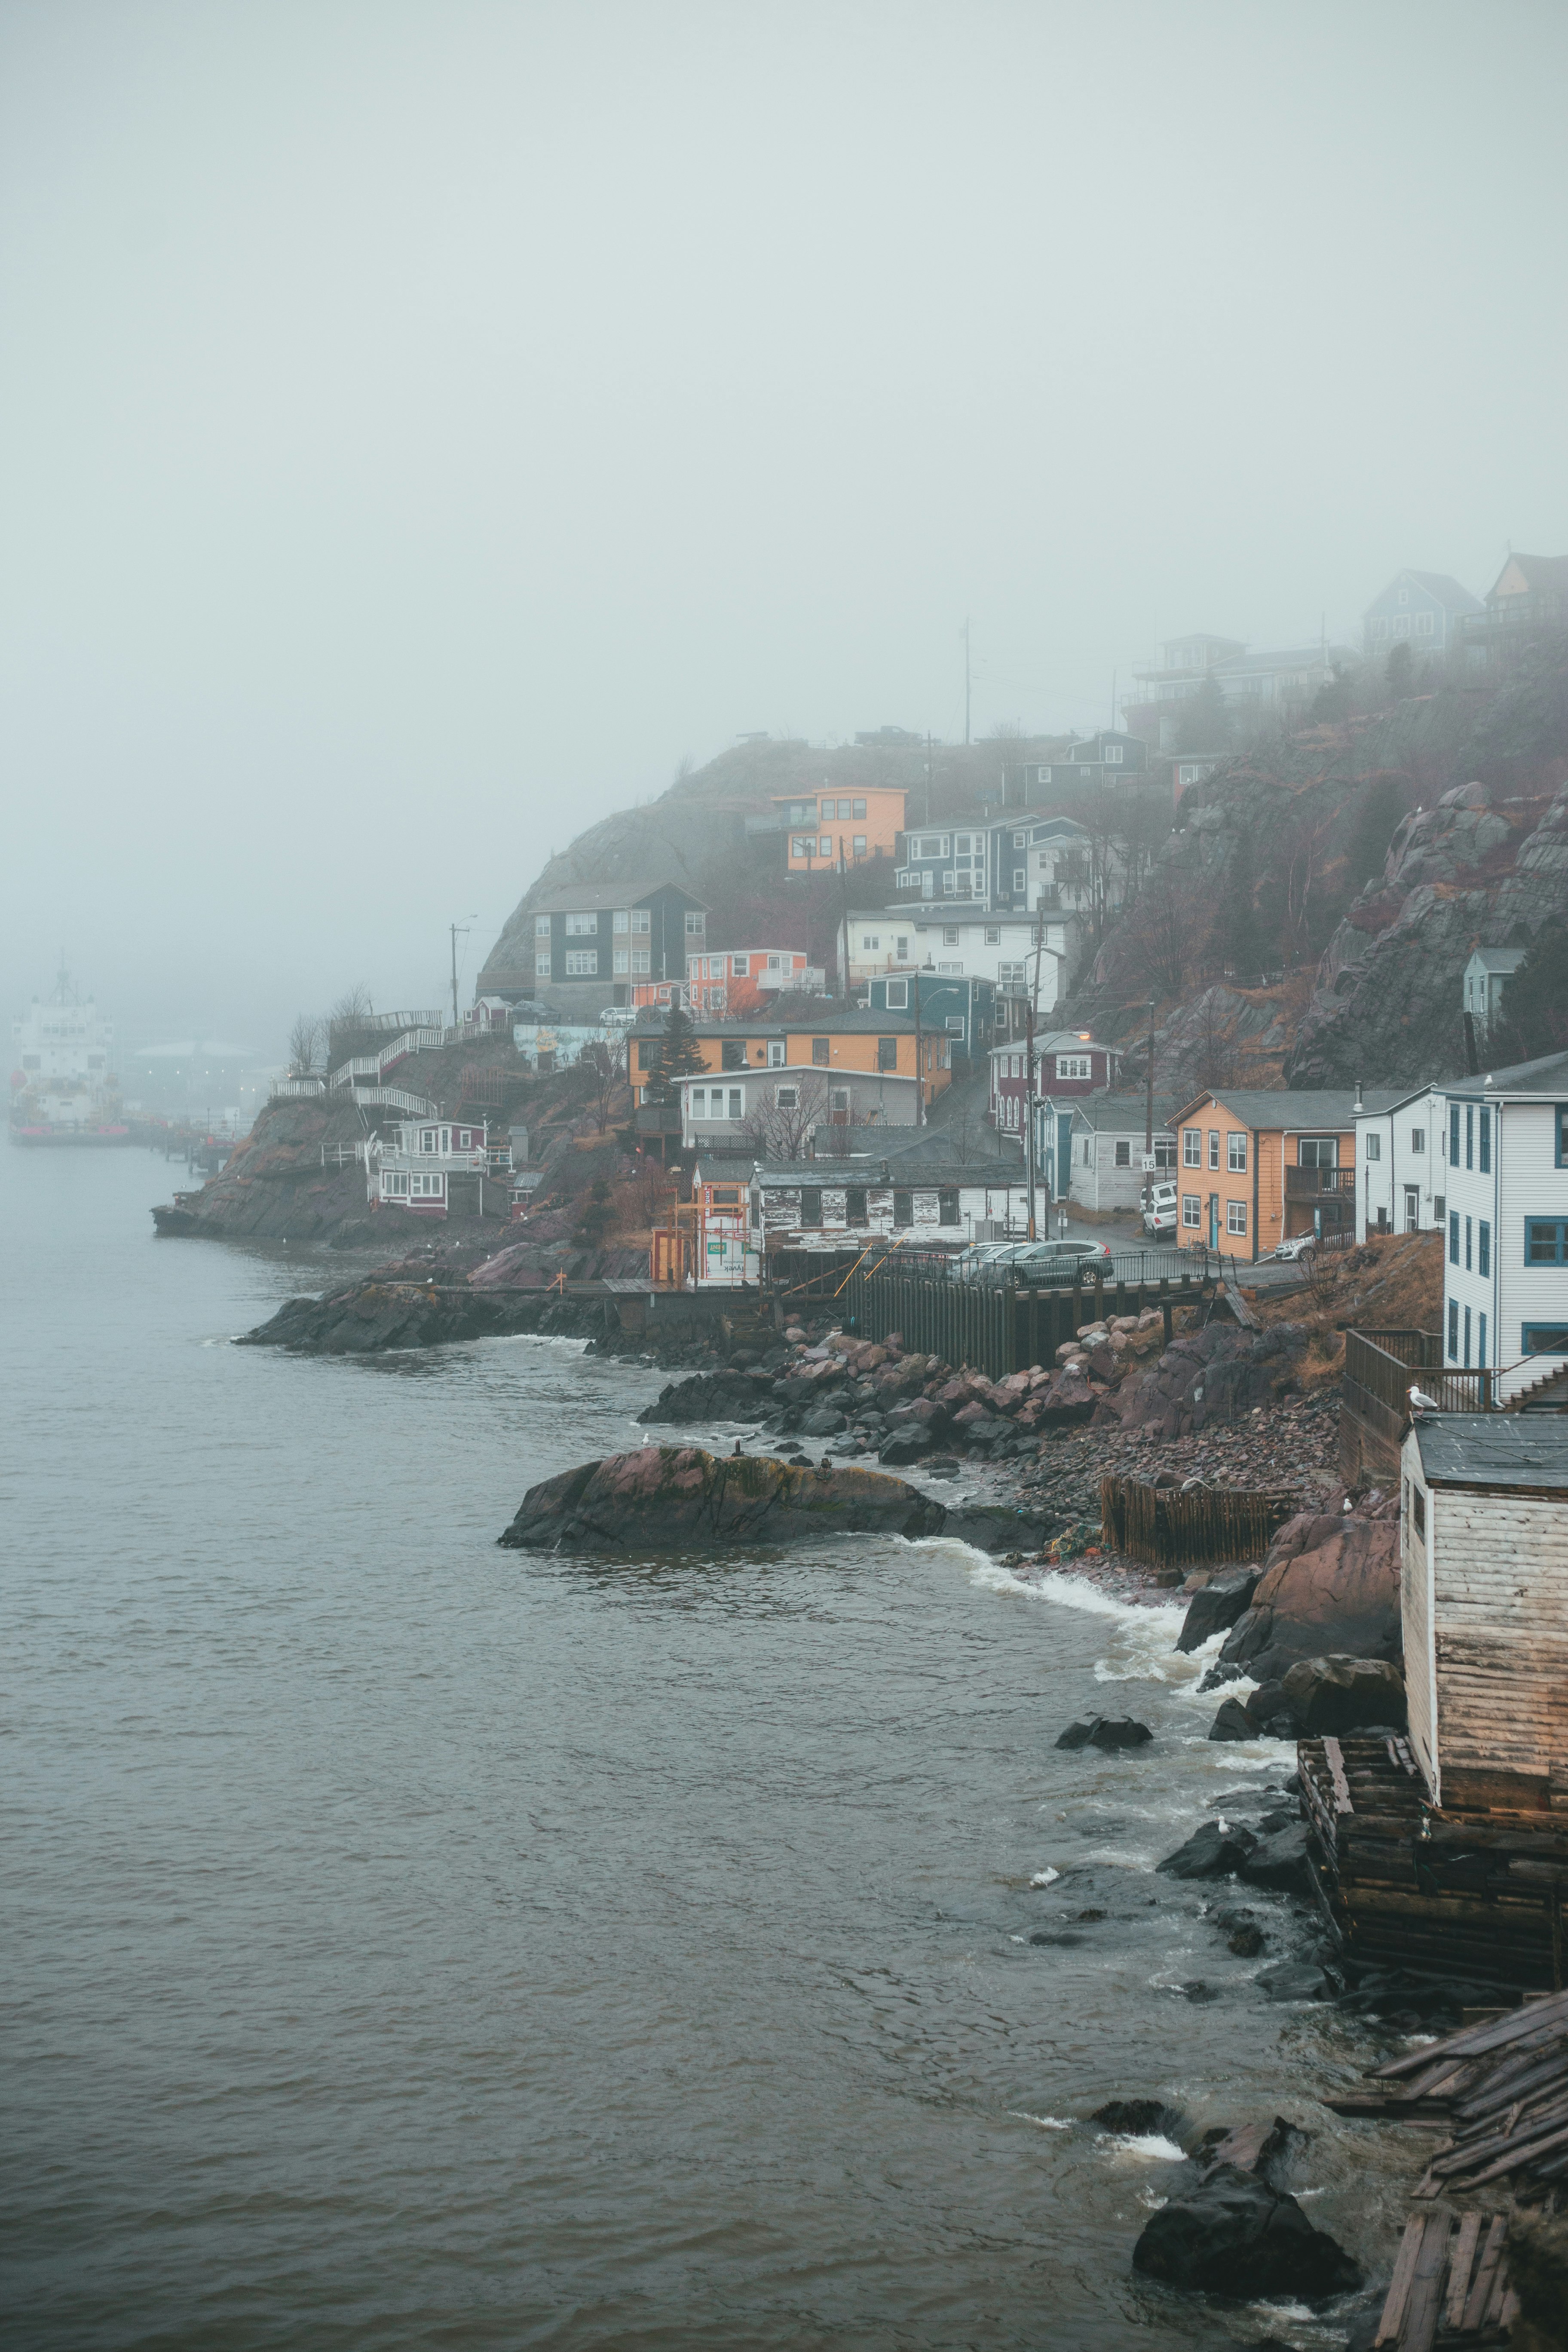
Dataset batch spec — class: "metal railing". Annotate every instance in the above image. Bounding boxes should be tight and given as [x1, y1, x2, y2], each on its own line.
[1285, 1166, 1355, 1197]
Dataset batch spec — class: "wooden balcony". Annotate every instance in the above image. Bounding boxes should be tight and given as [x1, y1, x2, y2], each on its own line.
[1284, 1165, 1355, 1198]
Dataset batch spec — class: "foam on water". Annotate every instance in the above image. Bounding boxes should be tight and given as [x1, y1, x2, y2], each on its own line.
[1101, 2132, 1187, 2162]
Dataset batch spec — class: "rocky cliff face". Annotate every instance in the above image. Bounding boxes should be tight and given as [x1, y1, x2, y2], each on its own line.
[1286, 780, 1568, 1085]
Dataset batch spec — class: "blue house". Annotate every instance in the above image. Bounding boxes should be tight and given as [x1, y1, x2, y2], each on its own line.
[893, 814, 1096, 914]
[866, 970, 996, 1063]
[1363, 570, 1481, 661]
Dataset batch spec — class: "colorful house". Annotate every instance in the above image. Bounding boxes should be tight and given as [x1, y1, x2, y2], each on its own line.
[372, 1116, 494, 1215]
[989, 1032, 1119, 1143]
[685, 946, 824, 1016]
[1170, 1086, 1405, 1260]
[760, 786, 907, 873]
[631, 1010, 950, 1113]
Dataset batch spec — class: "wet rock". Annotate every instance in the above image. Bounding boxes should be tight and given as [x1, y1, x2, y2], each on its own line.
[1280, 1655, 1406, 1736]
[797, 1406, 848, 1437]
[1243, 1680, 1302, 1738]
[1089, 2098, 1181, 2135]
[637, 1369, 775, 1426]
[940, 1506, 1058, 1554]
[1208, 1697, 1256, 1743]
[1176, 1566, 1263, 1654]
[1055, 1715, 1154, 1752]
[877, 1425, 934, 1466]
[1239, 1825, 1313, 1897]
[1218, 1515, 1401, 1686]
[1255, 1960, 1330, 2001]
[1131, 2163, 1361, 2301]
[1193, 2118, 1305, 2183]
[1156, 1821, 1259, 1880]
[499, 1445, 947, 1551]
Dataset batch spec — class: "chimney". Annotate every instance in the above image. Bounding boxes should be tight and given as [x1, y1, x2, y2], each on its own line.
[1354, 1077, 1363, 1111]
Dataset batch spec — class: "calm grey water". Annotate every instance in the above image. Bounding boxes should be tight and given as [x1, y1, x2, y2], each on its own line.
[1, 1148, 1414, 2350]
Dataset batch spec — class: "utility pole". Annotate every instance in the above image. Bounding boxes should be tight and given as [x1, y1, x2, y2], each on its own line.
[964, 619, 971, 747]
[924, 733, 934, 824]
[450, 920, 472, 1030]
[912, 969, 925, 1127]
[1144, 999, 1156, 1216]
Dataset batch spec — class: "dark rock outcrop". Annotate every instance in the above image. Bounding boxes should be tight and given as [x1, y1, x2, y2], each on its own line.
[1216, 1514, 1401, 1687]
[1280, 1655, 1406, 1736]
[238, 1280, 555, 1354]
[1237, 1824, 1313, 1897]
[1207, 1697, 1257, 1743]
[1131, 2164, 1361, 2302]
[1090, 2098, 1181, 2135]
[1193, 2118, 1305, 2183]
[1177, 1566, 1263, 1653]
[1055, 1715, 1153, 1752]
[1099, 1323, 1308, 1440]
[498, 1446, 1048, 1555]
[638, 1370, 775, 1426]
[1156, 1821, 1259, 1880]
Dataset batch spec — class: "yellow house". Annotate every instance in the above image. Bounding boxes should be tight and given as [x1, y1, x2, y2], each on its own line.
[634, 1011, 950, 1109]
[1170, 1086, 1403, 1261]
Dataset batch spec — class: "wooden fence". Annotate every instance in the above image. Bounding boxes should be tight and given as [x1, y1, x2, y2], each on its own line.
[1345, 1329, 1493, 1416]
[1099, 1476, 1298, 1570]
[831, 1256, 1222, 1382]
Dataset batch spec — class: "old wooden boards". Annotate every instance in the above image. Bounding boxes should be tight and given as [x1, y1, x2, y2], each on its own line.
[1299, 1736, 1568, 1992]
[1098, 1476, 1295, 1569]
[1374, 2208, 1516, 2349]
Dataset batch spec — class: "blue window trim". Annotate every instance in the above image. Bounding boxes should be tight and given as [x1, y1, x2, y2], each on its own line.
[1557, 1106, 1568, 1171]
[1449, 1210, 1460, 1264]
[1478, 1219, 1491, 1277]
[1450, 1102, 1461, 1163]
[1478, 1311, 1487, 1369]
[1464, 1214, 1472, 1271]
[1523, 1323, 1568, 1356]
[1447, 1298, 1459, 1359]
[1525, 1217, 1568, 1265]
[1466, 1103, 1474, 1170]
[1479, 1106, 1491, 1173]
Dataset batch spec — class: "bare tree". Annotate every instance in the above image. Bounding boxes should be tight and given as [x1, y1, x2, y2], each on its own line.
[328, 982, 374, 1025]
[579, 1035, 628, 1133]
[737, 1070, 839, 1159]
[1281, 809, 1338, 962]
[1132, 868, 1209, 1000]
[287, 1014, 322, 1075]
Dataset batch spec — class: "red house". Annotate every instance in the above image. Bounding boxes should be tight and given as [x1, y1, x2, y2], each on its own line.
[989, 1030, 1119, 1141]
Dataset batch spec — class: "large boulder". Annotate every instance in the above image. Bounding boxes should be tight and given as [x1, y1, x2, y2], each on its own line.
[1056, 1715, 1153, 1752]
[638, 1370, 776, 1426]
[1216, 1515, 1401, 1686]
[1280, 1655, 1407, 1736]
[500, 1446, 946, 1550]
[1237, 1823, 1313, 1896]
[1156, 1821, 1259, 1880]
[1100, 1323, 1307, 1439]
[1176, 1566, 1263, 1654]
[1131, 2165, 1361, 2302]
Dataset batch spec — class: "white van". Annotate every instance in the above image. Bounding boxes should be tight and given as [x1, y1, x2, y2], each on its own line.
[1141, 1182, 1179, 1240]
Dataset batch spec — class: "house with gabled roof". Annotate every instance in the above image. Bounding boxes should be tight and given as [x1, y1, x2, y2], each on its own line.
[1363, 569, 1481, 660]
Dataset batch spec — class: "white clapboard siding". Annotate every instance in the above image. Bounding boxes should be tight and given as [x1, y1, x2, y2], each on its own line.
[1497, 1099, 1568, 1398]
[1430, 1489, 1568, 1791]
[1400, 1444, 1438, 1792]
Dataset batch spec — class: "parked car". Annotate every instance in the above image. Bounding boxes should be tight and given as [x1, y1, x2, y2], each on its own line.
[952, 1239, 1022, 1277]
[1004, 1238, 1115, 1286]
[1270, 1231, 1319, 1262]
[1140, 1182, 1179, 1240]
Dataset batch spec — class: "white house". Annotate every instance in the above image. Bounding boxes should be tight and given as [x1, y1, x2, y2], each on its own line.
[847, 908, 1078, 1009]
[1400, 1415, 1568, 1811]
[1437, 1046, 1568, 1400]
[677, 1066, 922, 1151]
[1355, 1085, 1444, 1240]
[1044, 1092, 1179, 1213]
[1462, 947, 1526, 1030]
[747, 1158, 1042, 1249]
[371, 1117, 494, 1215]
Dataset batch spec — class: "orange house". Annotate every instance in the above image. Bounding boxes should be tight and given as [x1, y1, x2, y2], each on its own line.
[1170, 1087, 1401, 1261]
[633, 1011, 950, 1109]
[771, 786, 907, 873]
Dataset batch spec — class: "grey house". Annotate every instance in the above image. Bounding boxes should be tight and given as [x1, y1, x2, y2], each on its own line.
[1363, 570, 1481, 660]
[526, 882, 707, 1014]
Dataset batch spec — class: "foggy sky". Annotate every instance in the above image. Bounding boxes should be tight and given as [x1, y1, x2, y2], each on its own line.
[4, 1, 1565, 1057]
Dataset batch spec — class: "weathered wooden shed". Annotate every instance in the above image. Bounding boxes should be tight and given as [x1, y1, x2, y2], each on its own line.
[1401, 1415, 1568, 1813]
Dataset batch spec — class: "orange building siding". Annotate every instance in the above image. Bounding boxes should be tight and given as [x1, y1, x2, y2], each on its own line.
[634, 1023, 949, 1107]
[783, 787, 906, 873]
[1174, 1100, 1356, 1261]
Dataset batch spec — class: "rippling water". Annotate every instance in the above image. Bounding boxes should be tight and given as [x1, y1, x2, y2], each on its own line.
[1, 1149, 1414, 2348]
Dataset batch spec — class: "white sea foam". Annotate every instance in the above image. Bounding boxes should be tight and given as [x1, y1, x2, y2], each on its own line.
[1029, 1867, 1060, 1887]
[1102, 2132, 1187, 2162]
[1010, 2112, 1072, 2131]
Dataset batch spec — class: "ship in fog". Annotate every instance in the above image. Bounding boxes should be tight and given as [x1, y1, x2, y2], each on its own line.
[9, 964, 128, 1145]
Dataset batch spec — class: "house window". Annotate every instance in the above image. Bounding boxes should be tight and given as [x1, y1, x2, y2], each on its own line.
[1115, 1139, 1131, 1166]
[894, 937, 909, 959]
[997, 962, 1027, 986]
[853, 837, 867, 857]
[1450, 1102, 1461, 1161]
[1013, 870, 1026, 890]
[1523, 1323, 1568, 1355]
[1557, 1106, 1568, 1167]
[1464, 1305, 1471, 1366]
[845, 1187, 868, 1223]
[876, 1037, 898, 1072]
[1449, 1210, 1460, 1263]
[631, 949, 650, 974]
[720, 1041, 745, 1071]
[1412, 1127, 1425, 1153]
[1526, 1218, 1568, 1264]
[985, 926, 1001, 945]
[1208, 1130, 1220, 1169]
[566, 913, 597, 936]
[937, 1188, 958, 1223]
[535, 915, 551, 938]
[1057, 1055, 1091, 1080]
[942, 873, 956, 894]
[1227, 1200, 1247, 1235]
[613, 911, 629, 934]
[1182, 1194, 1201, 1228]
[1479, 1311, 1487, 1366]
[727, 1088, 743, 1120]
[1183, 1128, 1201, 1167]
[1228, 1133, 1247, 1172]
[534, 957, 551, 979]
[1103, 744, 1124, 765]
[613, 950, 629, 975]
[1412, 1483, 1426, 1543]
[636, 1041, 659, 1070]
[1479, 1107, 1491, 1172]
[1154, 1137, 1176, 1170]
[812, 1038, 830, 1066]
[1365, 1133, 1381, 1161]
[937, 960, 963, 974]
[774, 1085, 799, 1110]
[830, 1088, 850, 1114]
[885, 980, 908, 1009]
[564, 951, 597, 975]
[852, 799, 866, 819]
[819, 836, 833, 858]
[690, 1087, 706, 1117]
[1466, 1104, 1474, 1168]
[731, 955, 749, 976]
[1448, 1298, 1459, 1359]
[1082, 1138, 1091, 1166]
[943, 927, 959, 946]
[861, 935, 879, 952]
[1298, 1136, 1338, 1167]
[1416, 613, 1435, 637]
[799, 1187, 823, 1225]
[1465, 1214, 1472, 1270]
[632, 910, 651, 934]
[791, 837, 810, 858]
[945, 1016, 965, 1034]
[1478, 1219, 1490, 1277]
[767, 1041, 785, 1066]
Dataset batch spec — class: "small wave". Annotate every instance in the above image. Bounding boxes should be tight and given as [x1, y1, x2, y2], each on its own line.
[1029, 1867, 1060, 1887]
[1009, 2112, 1072, 2131]
[1102, 2132, 1187, 2162]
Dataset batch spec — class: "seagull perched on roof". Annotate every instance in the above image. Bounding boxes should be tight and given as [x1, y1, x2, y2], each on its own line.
[1408, 1383, 1441, 1416]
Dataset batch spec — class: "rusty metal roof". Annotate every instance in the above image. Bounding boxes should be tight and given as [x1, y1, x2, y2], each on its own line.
[1414, 1414, 1568, 1490]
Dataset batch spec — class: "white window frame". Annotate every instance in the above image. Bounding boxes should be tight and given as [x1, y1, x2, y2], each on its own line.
[1228, 1132, 1247, 1173]
[1183, 1128, 1200, 1167]
[565, 913, 598, 936]
[1226, 1200, 1247, 1236]
[564, 950, 597, 977]
[1182, 1194, 1201, 1228]
[1056, 1054, 1092, 1080]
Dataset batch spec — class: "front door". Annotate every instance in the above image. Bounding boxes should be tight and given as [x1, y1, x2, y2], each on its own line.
[1404, 1185, 1419, 1233]
[1207, 1193, 1219, 1250]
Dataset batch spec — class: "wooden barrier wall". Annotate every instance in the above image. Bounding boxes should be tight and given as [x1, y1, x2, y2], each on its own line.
[1099, 1476, 1298, 1569]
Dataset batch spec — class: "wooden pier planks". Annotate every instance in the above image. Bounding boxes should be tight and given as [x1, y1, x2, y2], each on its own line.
[1374, 2207, 1514, 2350]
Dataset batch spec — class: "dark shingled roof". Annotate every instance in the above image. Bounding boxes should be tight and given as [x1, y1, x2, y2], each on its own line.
[1415, 1416, 1568, 1491]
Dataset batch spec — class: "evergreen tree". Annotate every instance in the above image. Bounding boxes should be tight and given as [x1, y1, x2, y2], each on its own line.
[1485, 923, 1568, 1064]
[1175, 672, 1231, 755]
[644, 1001, 708, 1102]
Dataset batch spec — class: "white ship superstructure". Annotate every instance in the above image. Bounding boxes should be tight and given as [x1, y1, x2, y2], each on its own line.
[10, 966, 126, 1141]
